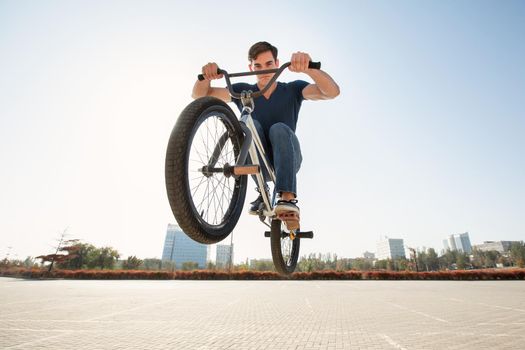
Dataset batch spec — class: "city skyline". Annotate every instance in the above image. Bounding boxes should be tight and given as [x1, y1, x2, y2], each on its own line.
[3, 222, 517, 264]
[1, 1, 524, 263]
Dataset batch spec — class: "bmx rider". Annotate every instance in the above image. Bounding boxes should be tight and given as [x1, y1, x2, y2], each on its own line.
[192, 41, 340, 225]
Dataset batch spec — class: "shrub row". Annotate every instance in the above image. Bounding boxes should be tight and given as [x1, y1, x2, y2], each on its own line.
[2, 267, 525, 280]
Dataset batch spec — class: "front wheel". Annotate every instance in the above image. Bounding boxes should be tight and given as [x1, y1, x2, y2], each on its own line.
[165, 97, 247, 244]
[270, 219, 301, 274]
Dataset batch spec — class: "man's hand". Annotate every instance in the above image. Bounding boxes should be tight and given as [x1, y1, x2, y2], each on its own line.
[201, 62, 223, 80]
[289, 52, 312, 73]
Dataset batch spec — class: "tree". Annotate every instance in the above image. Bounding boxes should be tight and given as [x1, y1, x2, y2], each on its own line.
[510, 241, 525, 268]
[37, 229, 70, 272]
[395, 258, 409, 271]
[439, 249, 458, 270]
[250, 259, 275, 272]
[297, 253, 325, 272]
[181, 261, 199, 271]
[375, 259, 388, 270]
[352, 258, 373, 271]
[335, 258, 353, 271]
[87, 247, 120, 270]
[142, 258, 162, 270]
[162, 260, 176, 271]
[23, 256, 37, 268]
[426, 248, 440, 271]
[57, 242, 96, 269]
[386, 259, 395, 271]
[456, 252, 468, 270]
[417, 249, 439, 271]
[35, 254, 69, 272]
[471, 248, 485, 269]
[497, 254, 511, 267]
[472, 248, 505, 269]
[485, 250, 500, 268]
[234, 261, 249, 271]
[122, 256, 143, 270]
[417, 250, 427, 271]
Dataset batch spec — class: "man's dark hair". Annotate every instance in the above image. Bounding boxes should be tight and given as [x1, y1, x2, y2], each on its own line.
[248, 41, 278, 62]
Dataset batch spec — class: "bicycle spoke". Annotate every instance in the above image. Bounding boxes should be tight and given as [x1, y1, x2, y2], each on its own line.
[279, 224, 294, 267]
[202, 172, 224, 225]
[186, 113, 240, 227]
[190, 175, 205, 181]
[191, 147, 208, 166]
[217, 175, 230, 220]
[211, 177, 220, 224]
[191, 176, 207, 198]
[219, 178, 230, 214]
[210, 175, 226, 224]
[211, 176, 225, 224]
[196, 179, 211, 216]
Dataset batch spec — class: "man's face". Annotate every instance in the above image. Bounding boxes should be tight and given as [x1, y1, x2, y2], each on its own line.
[249, 50, 279, 86]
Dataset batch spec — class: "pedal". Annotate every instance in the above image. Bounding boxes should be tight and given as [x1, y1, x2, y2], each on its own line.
[296, 231, 314, 239]
[263, 230, 314, 239]
[277, 212, 300, 231]
[232, 165, 260, 175]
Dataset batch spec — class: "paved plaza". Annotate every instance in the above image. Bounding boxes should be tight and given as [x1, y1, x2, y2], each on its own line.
[1, 277, 524, 349]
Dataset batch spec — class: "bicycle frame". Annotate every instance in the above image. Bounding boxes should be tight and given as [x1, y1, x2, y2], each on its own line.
[199, 61, 321, 225]
[240, 110, 276, 218]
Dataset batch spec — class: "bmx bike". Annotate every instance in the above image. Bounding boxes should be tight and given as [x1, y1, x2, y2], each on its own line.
[165, 61, 320, 274]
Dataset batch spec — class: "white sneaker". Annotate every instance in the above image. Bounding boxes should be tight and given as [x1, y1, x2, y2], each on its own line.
[274, 199, 300, 216]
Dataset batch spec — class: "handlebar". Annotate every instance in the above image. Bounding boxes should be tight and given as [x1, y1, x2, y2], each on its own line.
[197, 61, 321, 99]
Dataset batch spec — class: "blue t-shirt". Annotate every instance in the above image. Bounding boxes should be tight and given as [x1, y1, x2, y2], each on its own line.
[231, 80, 309, 138]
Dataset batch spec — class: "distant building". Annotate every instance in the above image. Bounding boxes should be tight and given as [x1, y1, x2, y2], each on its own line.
[473, 241, 518, 253]
[216, 244, 234, 268]
[363, 251, 375, 260]
[376, 238, 406, 260]
[443, 232, 472, 254]
[443, 236, 456, 251]
[161, 224, 208, 269]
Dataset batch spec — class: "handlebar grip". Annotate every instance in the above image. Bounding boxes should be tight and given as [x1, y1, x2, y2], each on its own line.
[308, 61, 321, 69]
[197, 68, 222, 81]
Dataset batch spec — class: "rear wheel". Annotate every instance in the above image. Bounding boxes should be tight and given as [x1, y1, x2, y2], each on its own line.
[165, 97, 247, 244]
[270, 219, 300, 274]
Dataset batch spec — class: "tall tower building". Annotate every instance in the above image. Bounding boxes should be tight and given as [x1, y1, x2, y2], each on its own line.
[216, 244, 234, 269]
[162, 224, 208, 269]
[376, 238, 406, 260]
[442, 232, 472, 254]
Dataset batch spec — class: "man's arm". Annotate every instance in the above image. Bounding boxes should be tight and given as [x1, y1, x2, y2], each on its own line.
[288, 52, 340, 101]
[191, 80, 231, 102]
[302, 69, 340, 100]
[191, 62, 231, 103]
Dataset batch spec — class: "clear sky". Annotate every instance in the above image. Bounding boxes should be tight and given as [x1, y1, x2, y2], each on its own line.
[1, 0, 524, 263]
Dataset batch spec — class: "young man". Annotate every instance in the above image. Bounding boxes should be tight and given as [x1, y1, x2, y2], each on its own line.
[192, 41, 339, 223]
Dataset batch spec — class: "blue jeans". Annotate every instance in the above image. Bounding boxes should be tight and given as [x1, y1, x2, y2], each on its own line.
[249, 119, 302, 197]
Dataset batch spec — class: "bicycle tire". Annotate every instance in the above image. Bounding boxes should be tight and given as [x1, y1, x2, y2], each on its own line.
[165, 96, 247, 244]
[270, 219, 301, 274]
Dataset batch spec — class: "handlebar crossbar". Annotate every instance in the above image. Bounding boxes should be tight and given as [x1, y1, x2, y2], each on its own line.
[198, 61, 321, 99]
